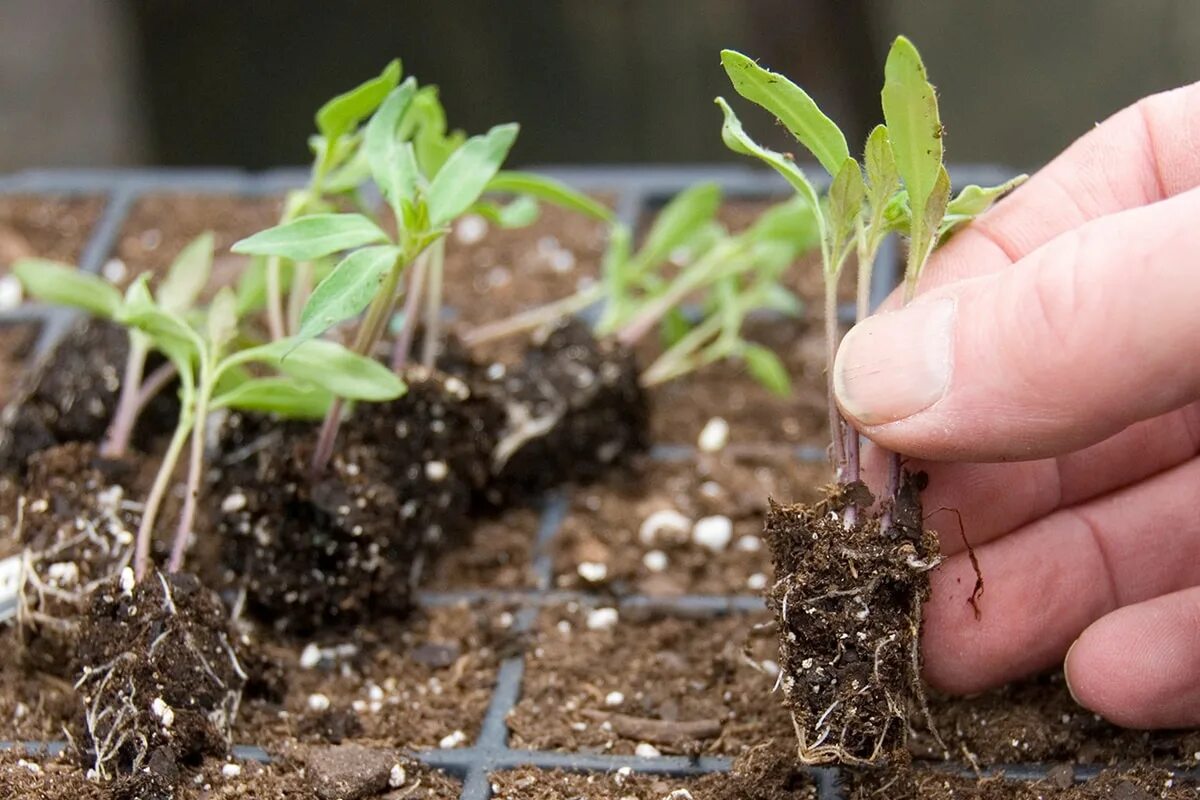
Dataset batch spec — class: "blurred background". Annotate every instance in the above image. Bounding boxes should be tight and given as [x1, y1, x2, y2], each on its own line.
[2, 0, 1197, 174]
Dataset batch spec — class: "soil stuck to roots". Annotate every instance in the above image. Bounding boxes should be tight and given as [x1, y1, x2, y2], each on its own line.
[765, 474, 940, 766]
[482, 319, 649, 506]
[216, 369, 500, 632]
[75, 571, 246, 792]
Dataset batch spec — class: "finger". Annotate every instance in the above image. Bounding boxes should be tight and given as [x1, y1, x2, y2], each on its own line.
[922, 455, 1200, 695]
[836, 184, 1200, 461]
[855, 404, 1200, 555]
[1066, 586, 1200, 729]
[879, 80, 1200, 307]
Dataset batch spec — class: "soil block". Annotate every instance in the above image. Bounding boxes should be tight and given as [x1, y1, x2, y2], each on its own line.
[234, 603, 512, 752]
[553, 453, 827, 596]
[0, 194, 106, 272]
[508, 605, 792, 757]
[765, 472, 941, 766]
[482, 319, 649, 507]
[215, 368, 500, 631]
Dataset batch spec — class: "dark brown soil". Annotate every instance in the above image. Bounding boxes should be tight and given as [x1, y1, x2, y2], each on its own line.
[75, 571, 247, 789]
[215, 368, 501, 632]
[441, 198, 612, 327]
[0, 318, 179, 473]
[765, 472, 940, 766]
[234, 603, 512, 751]
[553, 453, 827, 596]
[481, 319, 649, 507]
[113, 193, 284, 293]
[509, 605, 792, 756]
[0, 195, 106, 271]
[910, 670, 1200, 767]
[842, 766, 1196, 799]
[0, 324, 40, 409]
[423, 506, 539, 590]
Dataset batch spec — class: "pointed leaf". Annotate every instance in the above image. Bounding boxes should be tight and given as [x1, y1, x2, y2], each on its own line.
[472, 195, 540, 229]
[230, 338, 405, 402]
[212, 377, 334, 419]
[119, 277, 203, 367]
[426, 123, 520, 226]
[157, 232, 213, 313]
[715, 98, 822, 217]
[941, 174, 1028, 236]
[206, 287, 239, 352]
[486, 171, 614, 221]
[827, 157, 865, 258]
[742, 343, 791, 396]
[232, 214, 389, 261]
[365, 79, 421, 209]
[296, 245, 402, 344]
[316, 59, 402, 141]
[720, 49, 849, 177]
[881, 36, 943, 219]
[864, 124, 900, 214]
[13, 259, 122, 318]
[636, 183, 722, 273]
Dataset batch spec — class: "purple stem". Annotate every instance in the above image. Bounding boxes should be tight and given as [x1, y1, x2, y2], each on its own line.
[391, 251, 428, 373]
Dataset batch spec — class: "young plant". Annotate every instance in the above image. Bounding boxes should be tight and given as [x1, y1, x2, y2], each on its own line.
[14, 234, 214, 459]
[14, 257, 403, 580]
[465, 183, 818, 397]
[717, 42, 1024, 524]
[234, 71, 611, 475]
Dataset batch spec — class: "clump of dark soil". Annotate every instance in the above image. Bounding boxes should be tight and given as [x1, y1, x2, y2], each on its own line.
[74, 571, 246, 791]
[0, 319, 177, 473]
[765, 473, 940, 766]
[842, 765, 1196, 799]
[481, 319, 649, 507]
[9, 442, 146, 676]
[215, 368, 500, 632]
[490, 768, 708, 800]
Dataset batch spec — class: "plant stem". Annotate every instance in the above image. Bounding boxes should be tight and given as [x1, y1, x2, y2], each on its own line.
[101, 335, 150, 459]
[463, 285, 603, 347]
[617, 243, 735, 347]
[391, 250, 428, 372]
[882, 251, 924, 536]
[287, 262, 314, 336]
[167, 363, 212, 573]
[134, 361, 178, 411]
[133, 414, 192, 580]
[265, 257, 287, 341]
[824, 278, 847, 480]
[311, 255, 407, 475]
[420, 239, 445, 370]
[640, 313, 723, 387]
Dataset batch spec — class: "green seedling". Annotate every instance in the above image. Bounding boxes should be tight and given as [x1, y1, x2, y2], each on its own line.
[718, 39, 1026, 526]
[14, 255, 403, 580]
[234, 69, 611, 475]
[465, 183, 819, 396]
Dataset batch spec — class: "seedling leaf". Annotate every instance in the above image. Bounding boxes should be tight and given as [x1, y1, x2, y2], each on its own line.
[720, 49, 849, 177]
[636, 183, 722, 273]
[486, 171, 615, 221]
[316, 59, 402, 142]
[365, 79, 421, 209]
[864, 124, 900, 214]
[296, 244, 402, 344]
[881, 36, 943, 217]
[13, 259, 122, 318]
[119, 278, 203, 368]
[427, 123, 520, 227]
[940, 174, 1028, 237]
[827, 157, 866, 269]
[157, 232, 214, 313]
[743, 343, 791, 396]
[715, 98, 822, 217]
[212, 377, 334, 419]
[472, 195, 540, 229]
[231, 213, 390, 261]
[206, 288, 239, 353]
[231, 338, 405, 402]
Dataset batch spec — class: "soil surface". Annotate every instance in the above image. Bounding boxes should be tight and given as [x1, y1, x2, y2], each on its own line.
[0, 323, 40, 408]
[423, 506, 538, 591]
[509, 605, 792, 757]
[113, 193, 284, 294]
[441, 198, 612, 328]
[0, 194, 106, 271]
[766, 473, 940, 766]
[554, 452, 827, 596]
[843, 766, 1196, 799]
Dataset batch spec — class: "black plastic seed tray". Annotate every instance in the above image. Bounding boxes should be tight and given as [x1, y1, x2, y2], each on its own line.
[3, 164, 1162, 800]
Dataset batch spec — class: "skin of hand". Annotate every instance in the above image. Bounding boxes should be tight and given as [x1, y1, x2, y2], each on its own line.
[832, 81, 1200, 730]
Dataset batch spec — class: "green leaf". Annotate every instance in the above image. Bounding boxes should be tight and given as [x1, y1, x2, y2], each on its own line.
[636, 183, 721, 273]
[316, 59, 402, 142]
[940, 174, 1028, 237]
[720, 49, 849, 177]
[157, 232, 213, 313]
[881, 36, 943, 219]
[827, 157, 865, 263]
[742, 343, 791, 396]
[322, 141, 374, 194]
[742, 195, 821, 254]
[206, 287, 239, 353]
[715, 98, 823, 219]
[864, 124, 900, 215]
[659, 308, 692, 348]
[365, 79, 421, 209]
[426, 123, 520, 227]
[119, 277, 203, 368]
[230, 338, 405, 402]
[486, 171, 615, 221]
[212, 377, 334, 420]
[12, 259, 122, 318]
[231, 214, 389, 261]
[472, 195, 540, 229]
[905, 165, 952, 298]
[296, 245, 402, 344]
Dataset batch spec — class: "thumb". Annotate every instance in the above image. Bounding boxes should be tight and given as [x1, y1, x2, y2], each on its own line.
[834, 184, 1200, 461]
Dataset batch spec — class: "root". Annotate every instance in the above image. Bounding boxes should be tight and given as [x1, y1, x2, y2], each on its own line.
[907, 593, 947, 758]
[930, 506, 984, 618]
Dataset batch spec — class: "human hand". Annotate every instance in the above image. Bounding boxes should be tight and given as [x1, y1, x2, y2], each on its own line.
[832, 83, 1200, 729]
